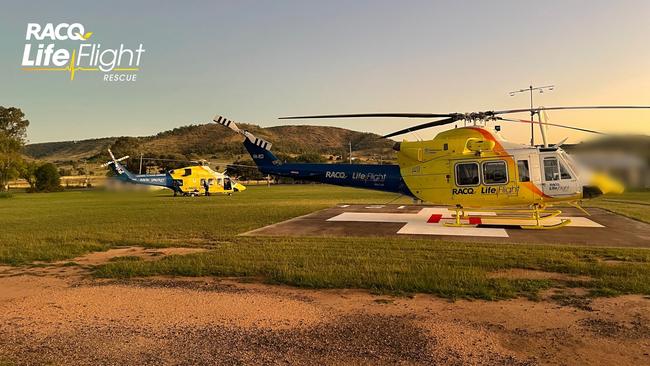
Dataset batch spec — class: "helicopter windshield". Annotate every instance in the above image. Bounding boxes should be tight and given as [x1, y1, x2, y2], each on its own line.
[543, 153, 574, 181]
[558, 150, 582, 178]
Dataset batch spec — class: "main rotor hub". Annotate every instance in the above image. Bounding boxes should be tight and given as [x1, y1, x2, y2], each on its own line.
[461, 111, 497, 122]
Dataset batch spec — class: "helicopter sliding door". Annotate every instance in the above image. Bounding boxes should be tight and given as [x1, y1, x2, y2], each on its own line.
[539, 153, 579, 198]
[512, 153, 541, 195]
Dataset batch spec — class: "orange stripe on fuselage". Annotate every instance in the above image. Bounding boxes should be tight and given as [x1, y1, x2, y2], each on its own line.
[467, 127, 506, 154]
[521, 181, 547, 198]
[466, 127, 551, 200]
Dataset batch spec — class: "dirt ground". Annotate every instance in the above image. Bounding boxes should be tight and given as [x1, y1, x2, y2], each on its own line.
[1, 249, 650, 365]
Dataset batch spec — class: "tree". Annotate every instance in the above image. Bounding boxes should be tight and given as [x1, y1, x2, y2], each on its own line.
[34, 163, 62, 192]
[18, 160, 39, 191]
[294, 152, 326, 163]
[0, 132, 22, 190]
[0, 107, 29, 143]
[0, 107, 29, 191]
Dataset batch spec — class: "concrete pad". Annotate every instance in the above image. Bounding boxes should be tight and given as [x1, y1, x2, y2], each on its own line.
[397, 222, 509, 237]
[241, 204, 650, 247]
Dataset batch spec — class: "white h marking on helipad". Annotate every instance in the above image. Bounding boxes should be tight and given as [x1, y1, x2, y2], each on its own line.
[328, 208, 507, 237]
[327, 207, 604, 237]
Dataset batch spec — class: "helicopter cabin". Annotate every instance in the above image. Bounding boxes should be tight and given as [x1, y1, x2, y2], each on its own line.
[168, 165, 235, 196]
[395, 126, 584, 206]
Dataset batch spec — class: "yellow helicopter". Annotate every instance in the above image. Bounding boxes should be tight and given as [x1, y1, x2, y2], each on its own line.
[103, 149, 246, 196]
[217, 105, 647, 229]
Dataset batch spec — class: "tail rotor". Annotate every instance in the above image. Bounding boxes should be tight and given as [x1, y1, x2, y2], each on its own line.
[213, 115, 273, 150]
[101, 149, 130, 174]
[101, 149, 130, 167]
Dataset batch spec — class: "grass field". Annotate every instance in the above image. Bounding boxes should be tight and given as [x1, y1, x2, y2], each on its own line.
[586, 191, 650, 223]
[0, 186, 407, 264]
[2, 186, 650, 300]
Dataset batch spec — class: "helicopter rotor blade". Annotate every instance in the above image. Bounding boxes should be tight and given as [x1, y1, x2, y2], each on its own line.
[214, 115, 273, 150]
[494, 105, 650, 115]
[140, 157, 206, 164]
[276, 105, 650, 138]
[226, 163, 261, 168]
[213, 115, 242, 132]
[496, 117, 609, 135]
[281, 106, 650, 121]
[101, 155, 129, 167]
[280, 113, 456, 120]
[382, 117, 459, 138]
[101, 149, 129, 167]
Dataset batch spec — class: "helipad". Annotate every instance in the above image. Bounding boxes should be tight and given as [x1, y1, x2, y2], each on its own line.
[242, 204, 650, 247]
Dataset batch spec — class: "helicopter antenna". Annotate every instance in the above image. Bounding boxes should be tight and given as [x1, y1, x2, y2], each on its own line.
[408, 128, 424, 142]
[508, 84, 554, 146]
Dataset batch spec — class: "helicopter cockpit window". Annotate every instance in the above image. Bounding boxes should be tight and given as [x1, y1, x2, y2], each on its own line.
[483, 160, 508, 185]
[559, 162, 572, 180]
[543, 157, 560, 181]
[183, 168, 192, 177]
[517, 160, 530, 182]
[560, 151, 579, 174]
[455, 162, 479, 186]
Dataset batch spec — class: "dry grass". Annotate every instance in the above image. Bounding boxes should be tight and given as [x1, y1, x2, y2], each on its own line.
[3, 186, 650, 300]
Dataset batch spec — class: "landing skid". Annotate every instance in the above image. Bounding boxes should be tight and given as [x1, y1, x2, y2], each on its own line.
[520, 219, 571, 230]
[444, 205, 572, 230]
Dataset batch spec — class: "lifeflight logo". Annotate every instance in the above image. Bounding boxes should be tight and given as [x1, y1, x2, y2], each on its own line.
[21, 23, 145, 81]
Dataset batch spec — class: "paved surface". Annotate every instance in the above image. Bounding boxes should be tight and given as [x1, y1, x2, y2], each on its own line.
[242, 204, 650, 247]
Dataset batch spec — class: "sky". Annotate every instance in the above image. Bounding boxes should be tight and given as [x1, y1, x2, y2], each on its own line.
[1, 0, 649, 144]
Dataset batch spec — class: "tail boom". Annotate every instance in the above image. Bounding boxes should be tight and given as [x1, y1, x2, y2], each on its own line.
[214, 114, 412, 196]
[103, 150, 173, 189]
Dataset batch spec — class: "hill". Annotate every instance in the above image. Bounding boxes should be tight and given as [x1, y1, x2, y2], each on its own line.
[24, 137, 116, 161]
[24, 123, 396, 165]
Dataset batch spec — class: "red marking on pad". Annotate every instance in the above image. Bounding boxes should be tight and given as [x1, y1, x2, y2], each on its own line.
[468, 217, 482, 225]
[427, 214, 443, 223]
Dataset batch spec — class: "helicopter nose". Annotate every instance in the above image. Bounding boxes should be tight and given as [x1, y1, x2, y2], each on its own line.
[233, 183, 247, 192]
[583, 172, 624, 198]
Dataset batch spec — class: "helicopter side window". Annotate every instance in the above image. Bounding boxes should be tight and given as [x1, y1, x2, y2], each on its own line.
[208, 178, 214, 186]
[543, 157, 560, 181]
[183, 168, 192, 177]
[483, 160, 508, 185]
[517, 160, 530, 182]
[559, 162, 572, 180]
[455, 162, 480, 186]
